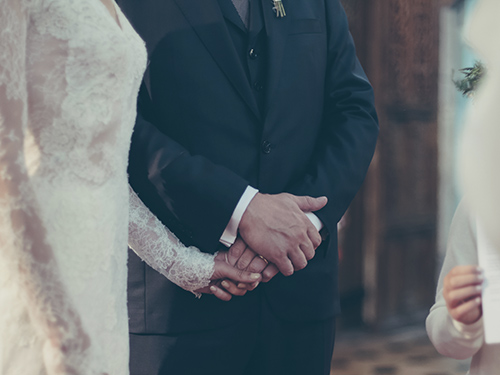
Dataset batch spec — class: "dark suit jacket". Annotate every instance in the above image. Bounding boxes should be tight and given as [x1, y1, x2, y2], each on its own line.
[119, 0, 379, 334]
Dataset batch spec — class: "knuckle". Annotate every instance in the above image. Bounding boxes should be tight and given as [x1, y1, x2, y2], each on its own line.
[235, 260, 247, 270]
[230, 246, 242, 256]
[276, 252, 288, 263]
[296, 231, 307, 241]
[295, 263, 306, 271]
[313, 235, 322, 248]
[289, 226, 301, 239]
[248, 264, 260, 273]
[233, 249, 243, 258]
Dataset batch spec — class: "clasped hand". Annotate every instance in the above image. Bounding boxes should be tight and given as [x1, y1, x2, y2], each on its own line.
[198, 192, 327, 301]
[239, 192, 327, 276]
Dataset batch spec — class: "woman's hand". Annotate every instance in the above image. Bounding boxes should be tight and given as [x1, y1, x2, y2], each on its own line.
[443, 265, 484, 325]
[196, 251, 262, 301]
[209, 238, 281, 298]
[224, 238, 279, 287]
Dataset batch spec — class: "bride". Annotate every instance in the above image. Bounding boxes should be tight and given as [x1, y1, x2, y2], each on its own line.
[0, 0, 313, 373]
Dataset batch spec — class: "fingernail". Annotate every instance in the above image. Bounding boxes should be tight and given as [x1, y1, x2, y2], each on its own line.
[210, 286, 217, 293]
[251, 273, 260, 280]
[476, 285, 483, 291]
[478, 274, 485, 281]
[253, 282, 260, 288]
[475, 297, 481, 304]
[238, 283, 246, 288]
[222, 281, 230, 288]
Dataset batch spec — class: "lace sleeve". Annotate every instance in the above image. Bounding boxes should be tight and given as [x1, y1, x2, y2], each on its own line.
[128, 185, 215, 295]
[0, 1, 91, 373]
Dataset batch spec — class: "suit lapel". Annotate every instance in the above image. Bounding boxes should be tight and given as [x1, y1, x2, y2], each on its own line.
[218, 0, 247, 32]
[173, 0, 260, 119]
[261, 0, 291, 110]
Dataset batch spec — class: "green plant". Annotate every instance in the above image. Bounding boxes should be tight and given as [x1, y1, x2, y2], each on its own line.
[454, 61, 485, 97]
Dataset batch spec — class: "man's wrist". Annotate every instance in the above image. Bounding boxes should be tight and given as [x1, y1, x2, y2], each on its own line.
[220, 186, 259, 247]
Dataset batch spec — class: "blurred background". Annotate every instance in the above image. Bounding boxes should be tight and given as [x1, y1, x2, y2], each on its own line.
[331, 0, 480, 374]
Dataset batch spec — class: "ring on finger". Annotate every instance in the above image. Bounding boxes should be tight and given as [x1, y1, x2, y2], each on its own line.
[257, 255, 269, 265]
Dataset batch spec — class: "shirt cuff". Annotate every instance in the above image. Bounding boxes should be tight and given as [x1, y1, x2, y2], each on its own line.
[305, 212, 324, 232]
[220, 186, 259, 247]
[451, 316, 484, 339]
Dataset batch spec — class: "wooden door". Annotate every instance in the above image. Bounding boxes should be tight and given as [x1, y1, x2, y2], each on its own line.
[339, 0, 440, 329]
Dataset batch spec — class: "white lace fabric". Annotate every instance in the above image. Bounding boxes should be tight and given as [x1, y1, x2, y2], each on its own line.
[128, 186, 215, 295]
[0, 1, 214, 374]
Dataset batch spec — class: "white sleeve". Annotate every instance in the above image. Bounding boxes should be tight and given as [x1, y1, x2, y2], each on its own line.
[426, 202, 484, 360]
[219, 186, 324, 248]
[128, 185, 215, 294]
[0, 1, 91, 373]
[220, 185, 258, 247]
[305, 212, 323, 231]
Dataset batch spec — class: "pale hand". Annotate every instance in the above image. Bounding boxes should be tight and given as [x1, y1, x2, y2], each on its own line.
[239, 193, 327, 276]
[443, 265, 484, 325]
[226, 237, 279, 286]
[195, 251, 261, 301]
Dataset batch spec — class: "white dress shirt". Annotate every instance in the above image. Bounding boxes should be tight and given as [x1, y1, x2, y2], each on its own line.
[220, 186, 324, 247]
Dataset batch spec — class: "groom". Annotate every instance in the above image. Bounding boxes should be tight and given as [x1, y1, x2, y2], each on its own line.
[119, 0, 378, 374]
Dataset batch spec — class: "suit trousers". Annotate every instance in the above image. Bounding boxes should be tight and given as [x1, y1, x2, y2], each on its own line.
[129, 289, 336, 375]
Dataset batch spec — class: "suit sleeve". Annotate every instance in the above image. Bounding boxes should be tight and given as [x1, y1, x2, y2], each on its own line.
[128, 83, 249, 253]
[286, 0, 379, 232]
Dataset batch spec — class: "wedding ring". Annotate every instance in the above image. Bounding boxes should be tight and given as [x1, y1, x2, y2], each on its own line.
[257, 255, 269, 265]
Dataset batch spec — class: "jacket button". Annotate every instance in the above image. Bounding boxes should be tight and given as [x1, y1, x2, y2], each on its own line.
[261, 140, 272, 154]
[253, 80, 264, 92]
[249, 48, 258, 59]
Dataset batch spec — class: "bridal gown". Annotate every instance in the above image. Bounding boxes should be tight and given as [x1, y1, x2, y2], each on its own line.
[460, 0, 500, 247]
[0, 0, 216, 373]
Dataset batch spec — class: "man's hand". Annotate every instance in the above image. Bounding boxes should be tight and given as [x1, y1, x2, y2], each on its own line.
[239, 193, 327, 276]
[443, 265, 484, 325]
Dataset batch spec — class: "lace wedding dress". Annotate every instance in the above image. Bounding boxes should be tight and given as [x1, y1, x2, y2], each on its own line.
[460, 0, 500, 247]
[0, 0, 215, 374]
